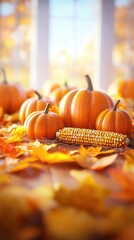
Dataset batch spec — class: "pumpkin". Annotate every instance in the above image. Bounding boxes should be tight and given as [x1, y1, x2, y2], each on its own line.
[41, 80, 60, 97]
[117, 80, 134, 99]
[0, 68, 27, 114]
[24, 103, 65, 140]
[59, 75, 114, 129]
[96, 100, 132, 136]
[19, 90, 56, 124]
[51, 82, 75, 104]
[107, 79, 134, 99]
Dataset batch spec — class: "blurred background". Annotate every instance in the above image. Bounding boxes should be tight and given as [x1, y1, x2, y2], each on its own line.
[0, 0, 134, 91]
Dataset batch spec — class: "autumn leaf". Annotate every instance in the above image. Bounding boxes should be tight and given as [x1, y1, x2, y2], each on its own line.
[29, 142, 74, 164]
[109, 169, 134, 202]
[122, 149, 134, 172]
[0, 185, 42, 238]
[6, 125, 27, 143]
[54, 170, 110, 213]
[0, 138, 21, 158]
[6, 162, 43, 173]
[70, 145, 115, 157]
[45, 207, 96, 240]
[75, 147, 117, 170]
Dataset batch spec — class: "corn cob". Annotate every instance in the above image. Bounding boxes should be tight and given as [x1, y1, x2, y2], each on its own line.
[56, 127, 130, 147]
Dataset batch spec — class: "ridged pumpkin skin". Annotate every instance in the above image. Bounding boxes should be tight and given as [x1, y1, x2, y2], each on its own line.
[24, 104, 65, 140]
[0, 69, 27, 114]
[19, 91, 55, 124]
[51, 82, 75, 104]
[59, 75, 114, 129]
[96, 100, 132, 136]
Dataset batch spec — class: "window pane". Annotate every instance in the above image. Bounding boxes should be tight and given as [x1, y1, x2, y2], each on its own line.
[113, 0, 134, 80]
[50, 0, 74, 17]
[0, 0, 32, 88]
[49, 0, 100, 88]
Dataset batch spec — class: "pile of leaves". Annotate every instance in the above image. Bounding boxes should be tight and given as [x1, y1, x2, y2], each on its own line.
[0, 114, 134, 240]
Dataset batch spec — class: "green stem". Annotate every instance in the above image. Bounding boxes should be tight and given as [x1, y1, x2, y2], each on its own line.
[85, 74, 93, 91]
[34, 90, 42, 99]
[44, 103, 50, 114]
[113, 99, 120, 111]
[1, 68, 7, 83]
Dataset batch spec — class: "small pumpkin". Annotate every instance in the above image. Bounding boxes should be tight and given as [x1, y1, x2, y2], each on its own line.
[96, 99, 132, 136]
[0, 68, 27, 114]
[59, 75, 114, 129]
[24, 103, 65, 140]
[19, 90, 56, 124]
[51, 81, 75, 104]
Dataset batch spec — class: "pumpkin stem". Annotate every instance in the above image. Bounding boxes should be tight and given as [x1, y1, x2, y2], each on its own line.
[1, 68, 7, 83]
[85, 74, 93, 91]
[64, 81, 68, 87]
[113, 99, 120, 111]
[34, 90, 42, 99]
[44, 103, 50, 114]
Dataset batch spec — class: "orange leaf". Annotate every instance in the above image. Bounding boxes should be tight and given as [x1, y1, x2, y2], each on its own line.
[122, 149, 134, 172]
[70, 145, 115, 157]
[109, 169, 134, 202]
[0, 138, 21, 158]
[76, 154, 117, 170]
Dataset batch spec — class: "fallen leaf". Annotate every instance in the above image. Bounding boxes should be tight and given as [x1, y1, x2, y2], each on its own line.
[0, 138, 21, 158]
[6, 162, 43, 173]
[122, 149, 134, 172]
[76, 152, 117, 170]
[30, 143, 74, 164]
[70, 145, 115, 157]
[109, 169, 134, 202]
[6, 125, 27, 143]
[54, 170, 110, 213]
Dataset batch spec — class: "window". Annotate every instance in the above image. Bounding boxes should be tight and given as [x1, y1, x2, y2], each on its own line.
[0, 0, 32, 88]
[113, 0, 134, 81]
[49, 0, 101, 88]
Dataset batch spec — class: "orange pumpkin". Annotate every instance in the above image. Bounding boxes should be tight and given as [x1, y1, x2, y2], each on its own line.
[19, 90, 56, 124]
[41, 81, 60, 97]
[117, 80, 134, 99]
[107, 79, 134, 99]
[59, 75, 114, 129]
[96, 100, 132, 136]
[0, 68, 27, 114]
[51, 82, 75, 104]
[24, 103, 65, 140]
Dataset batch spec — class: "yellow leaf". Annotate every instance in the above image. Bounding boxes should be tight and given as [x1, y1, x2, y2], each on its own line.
[30, 143, 74, 164]
[7, 125, 26, 143]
